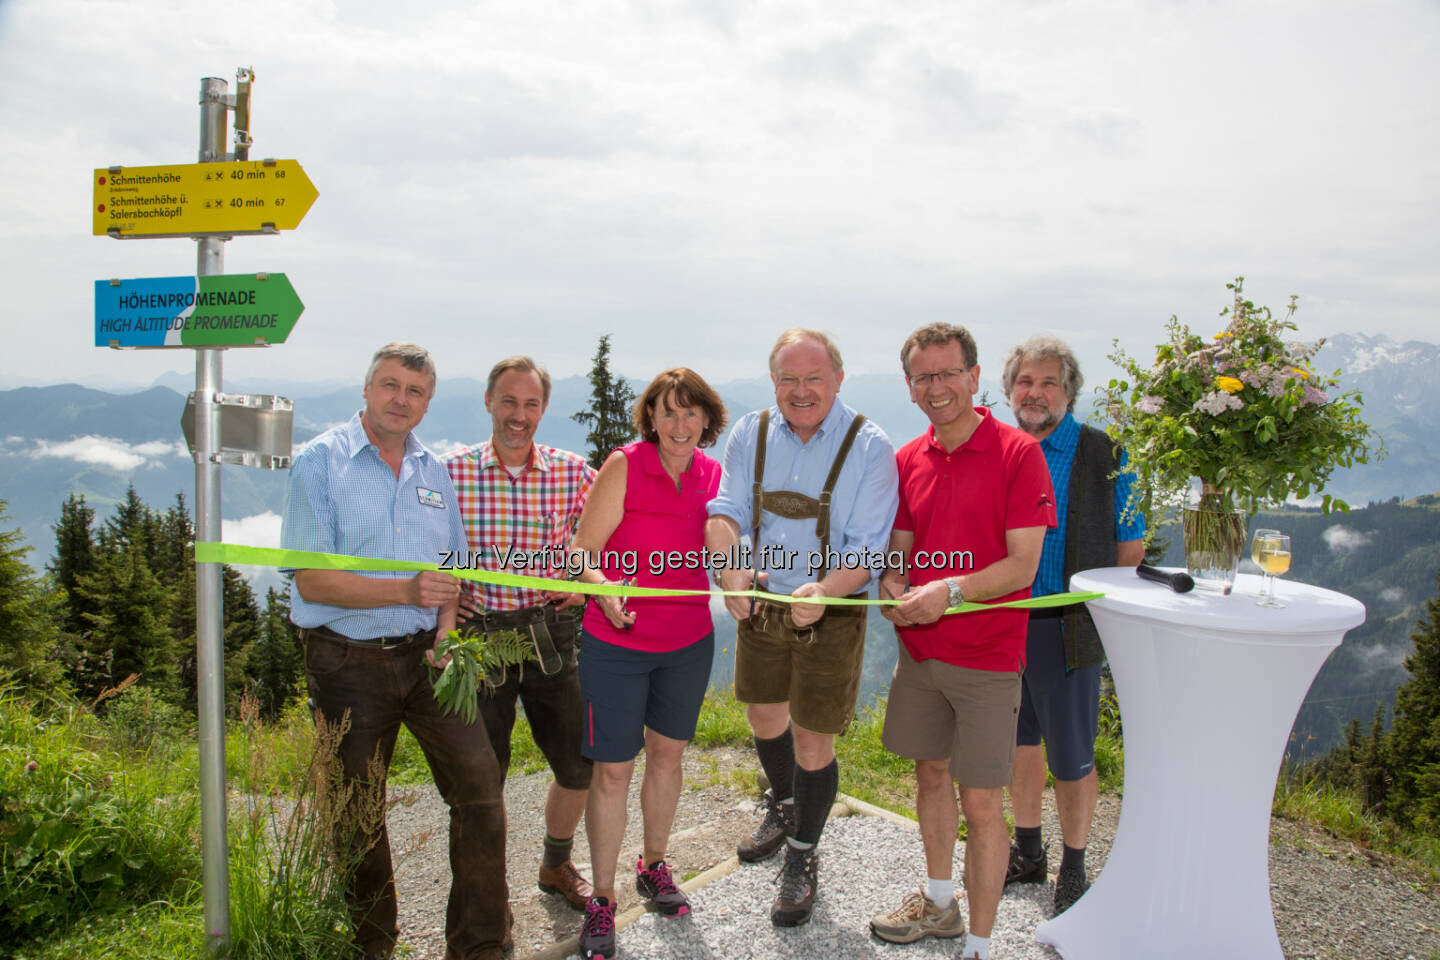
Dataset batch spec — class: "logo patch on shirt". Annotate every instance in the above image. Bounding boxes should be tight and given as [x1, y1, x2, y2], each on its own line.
[1037, 493, 1053, 510]
[417, 488, 445, 509]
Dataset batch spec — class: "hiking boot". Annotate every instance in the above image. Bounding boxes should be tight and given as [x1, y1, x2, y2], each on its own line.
[578, 896, 616, 960]
[770, 844, 818, 927]
[1054, 863, 1089, 914]
[869, 889, 966, 943]
[1005, 841, 1047, 885]
[539, 859, 593, 910]
[737, 788, 795, 862]
[636, 856, 690, 916]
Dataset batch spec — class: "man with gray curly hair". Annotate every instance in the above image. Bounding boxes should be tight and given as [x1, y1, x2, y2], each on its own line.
[1000, 336, 1145, 916]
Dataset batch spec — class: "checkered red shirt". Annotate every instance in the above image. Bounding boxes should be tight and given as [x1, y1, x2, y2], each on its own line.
[443, 440, 596, 611]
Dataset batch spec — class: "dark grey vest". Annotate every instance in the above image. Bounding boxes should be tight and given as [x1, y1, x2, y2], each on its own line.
[1062, 424, 1120, 669]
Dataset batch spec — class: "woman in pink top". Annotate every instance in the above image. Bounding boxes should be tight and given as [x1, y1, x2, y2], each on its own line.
[564, 368, 727, 959]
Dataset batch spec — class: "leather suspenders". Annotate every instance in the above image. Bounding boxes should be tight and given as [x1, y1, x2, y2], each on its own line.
[750, 408, 867, 580]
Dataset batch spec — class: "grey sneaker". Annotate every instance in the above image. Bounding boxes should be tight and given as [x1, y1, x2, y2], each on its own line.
[1005, 841, 1048, 885]
[737, 788, 795, 862]
[770, 844, 818, 927]
[869, 889, 966, 943]
[1054, 863, 1089, 914]
[578, 896, 616, 959]
[636, 856, 690, 916]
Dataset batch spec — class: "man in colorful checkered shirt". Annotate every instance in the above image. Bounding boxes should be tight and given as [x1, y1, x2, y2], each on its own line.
[1000, 336, 1145, 916]
[443, 355, 598, 912]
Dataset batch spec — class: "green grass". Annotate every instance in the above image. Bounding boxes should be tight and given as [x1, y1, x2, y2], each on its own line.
[3, 682, 364, 959]
[0, 683, 201, 950]
[1272, 774, 1440, 883]
[835, 698, 918, 815]
[9, 899, 204, 960]
[10, 677, 1440, 958]
[691, 685, 753, 748]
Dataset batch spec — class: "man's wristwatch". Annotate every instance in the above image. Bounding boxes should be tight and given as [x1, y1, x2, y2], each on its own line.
[944, 577, 965, 608]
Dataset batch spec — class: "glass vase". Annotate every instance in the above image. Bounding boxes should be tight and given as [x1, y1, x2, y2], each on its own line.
[1182, 487, 1247, 595]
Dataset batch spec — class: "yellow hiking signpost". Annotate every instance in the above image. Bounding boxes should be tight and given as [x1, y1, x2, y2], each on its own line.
[93, 159, 318, 237]
[88, 68, 319, 956]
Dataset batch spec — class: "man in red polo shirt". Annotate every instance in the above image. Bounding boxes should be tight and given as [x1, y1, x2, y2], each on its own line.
[869, 322, 1055, 960]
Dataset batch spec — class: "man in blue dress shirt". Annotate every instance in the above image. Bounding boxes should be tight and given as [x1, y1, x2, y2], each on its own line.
[1000, 336, 1146, 916]
[282, 342, 509, 960]
[706, 328, 899, 927]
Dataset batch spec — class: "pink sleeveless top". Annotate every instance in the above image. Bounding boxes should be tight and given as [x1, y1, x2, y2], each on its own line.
[581, 441, 720, 652]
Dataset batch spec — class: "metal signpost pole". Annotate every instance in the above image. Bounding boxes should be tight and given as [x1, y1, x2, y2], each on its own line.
[195, 74, 231, 958]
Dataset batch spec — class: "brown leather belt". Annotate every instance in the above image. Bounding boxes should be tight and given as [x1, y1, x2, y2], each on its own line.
[463, 603, 568, 633]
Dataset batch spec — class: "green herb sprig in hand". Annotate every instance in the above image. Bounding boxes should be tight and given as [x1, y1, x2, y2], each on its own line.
[430, 628, 538, 725]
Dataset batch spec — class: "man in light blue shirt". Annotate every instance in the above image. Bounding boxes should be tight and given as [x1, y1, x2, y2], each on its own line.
[706, 328, 898, 927]
[281, 342, 509, 960]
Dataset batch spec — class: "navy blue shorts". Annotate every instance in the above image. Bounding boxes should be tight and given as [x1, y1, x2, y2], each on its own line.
[578, 630, 714, 763]
[1016, 614, 1101, 782]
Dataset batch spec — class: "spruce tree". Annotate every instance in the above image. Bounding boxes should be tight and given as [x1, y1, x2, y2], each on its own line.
[103, 484, 156, 553]
[247, 587, 303, 720]
[158, 495, 199, 710]
[221, 566, 261, 710]
[0, 500, 64, 686]
[1387, 569, 1440, 834]
[75, 541, 173, 698]
[571, 334, 638, 469]
[49, 493, 96, 637]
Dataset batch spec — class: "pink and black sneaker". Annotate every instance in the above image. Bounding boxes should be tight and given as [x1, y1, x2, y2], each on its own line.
[579, 896, 615, 959]
[635, 856, 690, 916]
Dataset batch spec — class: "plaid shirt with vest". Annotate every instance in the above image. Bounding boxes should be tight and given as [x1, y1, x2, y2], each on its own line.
[443, 440, 596, 611]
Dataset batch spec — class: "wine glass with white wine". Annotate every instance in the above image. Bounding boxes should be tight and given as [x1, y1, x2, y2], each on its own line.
[1251, 531, 1291, 608]
[1250, 528, 1282, 597]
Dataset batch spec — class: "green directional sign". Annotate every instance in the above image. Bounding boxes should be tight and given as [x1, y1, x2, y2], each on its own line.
[95, 273, 304, 348]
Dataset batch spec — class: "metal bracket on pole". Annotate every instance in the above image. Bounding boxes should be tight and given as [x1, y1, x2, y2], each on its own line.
[232, 67, 254, 161]
[181, 392, 294, 470]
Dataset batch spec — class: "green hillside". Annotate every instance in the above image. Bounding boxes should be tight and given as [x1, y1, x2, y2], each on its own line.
[1157, 495, 1440, 758]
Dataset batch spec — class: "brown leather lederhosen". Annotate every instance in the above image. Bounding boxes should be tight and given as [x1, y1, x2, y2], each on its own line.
[751, 407, 867, 582]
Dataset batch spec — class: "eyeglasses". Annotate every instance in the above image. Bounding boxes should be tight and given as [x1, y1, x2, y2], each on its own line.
[908, 368, 971, 388]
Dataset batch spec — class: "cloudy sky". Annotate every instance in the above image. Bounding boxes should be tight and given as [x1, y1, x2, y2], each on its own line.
[1, 0, 1436, 394]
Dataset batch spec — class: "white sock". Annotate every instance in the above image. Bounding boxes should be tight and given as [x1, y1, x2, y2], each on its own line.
[963, 933, 991, 960]
[925, 876, 955, 907]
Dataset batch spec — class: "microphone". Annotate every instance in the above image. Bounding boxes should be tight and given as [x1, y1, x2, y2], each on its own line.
[1136, 564, 1195, 594]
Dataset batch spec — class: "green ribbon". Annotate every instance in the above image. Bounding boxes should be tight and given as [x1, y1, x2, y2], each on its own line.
[194, 542, 1102, 616]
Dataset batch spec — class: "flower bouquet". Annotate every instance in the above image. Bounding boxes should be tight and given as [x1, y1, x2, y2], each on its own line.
[1100, 278, 1379, 591]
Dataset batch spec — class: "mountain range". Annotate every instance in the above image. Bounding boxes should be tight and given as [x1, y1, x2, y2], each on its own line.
[1, 331, 1436, 757]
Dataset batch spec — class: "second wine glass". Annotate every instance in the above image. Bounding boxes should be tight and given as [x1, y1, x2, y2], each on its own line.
[1253, 531, 1291, 608]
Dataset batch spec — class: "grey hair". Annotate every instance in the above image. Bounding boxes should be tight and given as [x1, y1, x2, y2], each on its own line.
[365, 342, 437, 396]
[1000, 336, 1084, 410]
[769, 328, 844, 377]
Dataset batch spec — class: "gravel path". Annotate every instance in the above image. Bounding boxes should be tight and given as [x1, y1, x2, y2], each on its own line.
[382, 748, 1440, 960]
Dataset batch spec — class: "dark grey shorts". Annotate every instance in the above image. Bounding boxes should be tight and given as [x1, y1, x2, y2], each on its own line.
[1016, 614, 1102, 782]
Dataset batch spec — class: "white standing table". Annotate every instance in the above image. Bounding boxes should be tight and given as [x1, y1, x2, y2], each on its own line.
[1035, 568, 1365, 960]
